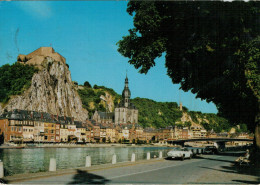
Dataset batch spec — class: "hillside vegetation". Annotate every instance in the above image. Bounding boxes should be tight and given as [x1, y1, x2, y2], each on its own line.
[131, 98, 182, 128]
[77, 84, 121, 117]
[78, 82, 241, 132]
[0, 63, 38, 104]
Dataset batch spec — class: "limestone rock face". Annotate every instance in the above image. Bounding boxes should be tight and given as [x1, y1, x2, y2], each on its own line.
[0, 47, 88, 122]
[180, 112, 201, 128]
[100, 92, 114, 112]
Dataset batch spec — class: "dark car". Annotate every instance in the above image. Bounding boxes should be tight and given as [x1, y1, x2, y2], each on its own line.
[204, 146, 218, 154]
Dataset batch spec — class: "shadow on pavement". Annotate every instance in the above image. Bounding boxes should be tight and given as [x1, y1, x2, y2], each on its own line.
[195, 155, 237, 164]
[67, 169, 110, 184]
[232, 179, 260, 184]
[164, 157, 183, 161]
[0, 178, 8, 184]
[199, 156, 260, 184]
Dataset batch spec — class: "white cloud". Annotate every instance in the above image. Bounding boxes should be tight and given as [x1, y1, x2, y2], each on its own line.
[17, 1, 52, 18]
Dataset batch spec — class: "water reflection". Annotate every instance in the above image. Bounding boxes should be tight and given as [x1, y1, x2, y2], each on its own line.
[0, 147, 169, 175]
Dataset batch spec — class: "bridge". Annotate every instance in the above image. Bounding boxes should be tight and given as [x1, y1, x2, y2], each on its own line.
[167, 138, 253, 150]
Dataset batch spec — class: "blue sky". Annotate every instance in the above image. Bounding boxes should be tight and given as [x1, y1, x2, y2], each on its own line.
[0, 1, 217, 114]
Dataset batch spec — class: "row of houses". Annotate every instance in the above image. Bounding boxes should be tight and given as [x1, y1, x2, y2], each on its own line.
[0, 109, 250, 144]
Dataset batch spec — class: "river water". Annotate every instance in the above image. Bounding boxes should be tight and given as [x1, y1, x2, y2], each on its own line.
[0, 146, 170, 175]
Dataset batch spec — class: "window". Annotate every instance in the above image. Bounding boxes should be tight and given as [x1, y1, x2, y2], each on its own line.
[51, 130, 54, 134]
[44, 136, 48, 140]
[11, 127, 14, 131]
[19, 127, 21, 132]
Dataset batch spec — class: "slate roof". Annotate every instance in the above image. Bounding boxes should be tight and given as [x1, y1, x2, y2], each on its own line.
[0, 109, 79, 125]
[97, 111, 114, 120]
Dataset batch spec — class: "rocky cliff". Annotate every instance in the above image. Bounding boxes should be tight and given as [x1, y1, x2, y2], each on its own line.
[0, 47, 88, 122]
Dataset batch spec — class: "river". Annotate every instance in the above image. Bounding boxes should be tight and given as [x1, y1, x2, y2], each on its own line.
[0, 146, 170, 175]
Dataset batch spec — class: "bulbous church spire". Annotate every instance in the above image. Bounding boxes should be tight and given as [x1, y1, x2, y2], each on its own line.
[122, 74, 131, 107]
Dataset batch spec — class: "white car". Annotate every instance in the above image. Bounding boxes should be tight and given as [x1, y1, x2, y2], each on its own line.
[167, 147, 193, 160]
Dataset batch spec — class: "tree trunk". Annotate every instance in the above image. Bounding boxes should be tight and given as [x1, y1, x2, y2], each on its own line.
[255, 122, 260, 152]
[255, 104, 260, 152]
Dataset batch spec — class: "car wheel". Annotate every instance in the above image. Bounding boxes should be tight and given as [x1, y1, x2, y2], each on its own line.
[181, 155, 184, 161]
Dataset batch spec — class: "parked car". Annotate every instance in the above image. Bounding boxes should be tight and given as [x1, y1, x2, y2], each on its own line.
[167, 147, 193, 160]
[204, 146, 218, 154]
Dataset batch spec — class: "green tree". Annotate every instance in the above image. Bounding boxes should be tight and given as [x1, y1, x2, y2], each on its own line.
[0, 63, 38, 103]
[184, 121, 192, 128]
[117, 1, 260, 151]
[84, 81, 92, 88]
[240, 124, 248, 133]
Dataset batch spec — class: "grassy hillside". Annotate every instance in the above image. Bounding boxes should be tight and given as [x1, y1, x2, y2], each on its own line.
[189, 111, 233, 132]
[77, 84, 121, 117]
[131, 98, 182, 128]
[0, 63, 38, 104]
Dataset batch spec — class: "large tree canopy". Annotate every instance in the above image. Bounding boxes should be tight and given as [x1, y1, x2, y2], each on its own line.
[117, 1, 260, 149]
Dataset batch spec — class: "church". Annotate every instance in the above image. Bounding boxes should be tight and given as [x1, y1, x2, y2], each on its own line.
[114, 76, 138, 125]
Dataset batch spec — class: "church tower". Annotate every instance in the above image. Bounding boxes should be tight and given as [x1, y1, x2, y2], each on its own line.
[115, 75, 138, 125]
[122, 75, 131, 108]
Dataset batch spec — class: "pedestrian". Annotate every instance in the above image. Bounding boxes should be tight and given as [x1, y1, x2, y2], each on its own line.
[235, 149, 250, 163]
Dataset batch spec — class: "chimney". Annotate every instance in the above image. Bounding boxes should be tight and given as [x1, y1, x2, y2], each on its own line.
[72, 117, 74, 124]
[41, 113, 43, 119]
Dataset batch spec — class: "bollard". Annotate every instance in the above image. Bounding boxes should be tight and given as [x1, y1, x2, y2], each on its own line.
[131, 153, 135, 162]
[0, 161, 3, 178]
[159, 151, 162, 159]
[147, 152, 150, 160]
[85, 156, 91, 167]
[112, 154, 117, 164]
[49, 158, 56, 172]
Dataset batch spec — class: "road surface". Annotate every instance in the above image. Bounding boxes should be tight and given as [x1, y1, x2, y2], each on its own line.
[11, 155, 260, 184]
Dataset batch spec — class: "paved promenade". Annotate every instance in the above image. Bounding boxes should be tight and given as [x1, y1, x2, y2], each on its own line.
[3, 154, 260, 184]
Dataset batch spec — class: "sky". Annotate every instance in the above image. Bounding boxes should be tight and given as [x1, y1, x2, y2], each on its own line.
[0, 1, 218, 114]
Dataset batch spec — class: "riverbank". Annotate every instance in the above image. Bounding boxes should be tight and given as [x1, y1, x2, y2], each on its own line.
[3, 155, 259, 184]
[0, 143, 172, 149]
[2, 157, 165, 184]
